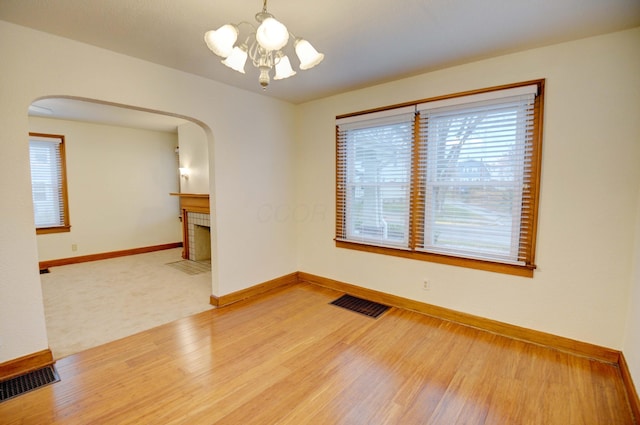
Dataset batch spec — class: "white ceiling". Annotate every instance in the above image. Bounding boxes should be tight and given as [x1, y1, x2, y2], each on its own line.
[3, 0, 639, 128]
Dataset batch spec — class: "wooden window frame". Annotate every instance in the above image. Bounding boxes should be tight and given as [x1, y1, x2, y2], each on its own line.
[29, 132, 71, 235]
[335, 80, 545, 278]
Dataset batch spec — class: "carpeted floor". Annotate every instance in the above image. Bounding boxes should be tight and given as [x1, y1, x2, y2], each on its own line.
[40, 248, 213, 359]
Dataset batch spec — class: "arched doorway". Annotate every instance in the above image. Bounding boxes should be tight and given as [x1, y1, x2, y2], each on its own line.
[29, 97, 215, 359]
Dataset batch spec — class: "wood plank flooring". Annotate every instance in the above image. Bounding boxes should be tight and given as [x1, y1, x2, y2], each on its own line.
[0, 283, 634, 424]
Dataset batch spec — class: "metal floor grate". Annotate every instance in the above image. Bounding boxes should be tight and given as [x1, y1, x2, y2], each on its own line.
[330, 294, 390, 318]
[0, 365, 60, 403]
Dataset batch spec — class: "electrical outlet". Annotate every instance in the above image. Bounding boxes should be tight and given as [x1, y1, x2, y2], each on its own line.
[423, 279, 431, 290]
[71, 244, 78, 252]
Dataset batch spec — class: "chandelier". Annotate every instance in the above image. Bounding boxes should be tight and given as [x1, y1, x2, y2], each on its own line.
[204, 0, 324, 89]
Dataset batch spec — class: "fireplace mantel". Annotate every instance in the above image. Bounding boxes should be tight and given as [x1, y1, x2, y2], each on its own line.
[170, 193, 210, 214]
[170, 193, 210, 259]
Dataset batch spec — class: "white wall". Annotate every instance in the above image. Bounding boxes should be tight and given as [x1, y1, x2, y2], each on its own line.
[178, 122, 209, 194]
[30, 117, 181, 260]
[295, 28, 640, 353]
[0, 21, 297, 364]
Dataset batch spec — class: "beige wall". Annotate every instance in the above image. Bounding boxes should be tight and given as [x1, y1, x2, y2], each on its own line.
[625, 188, 640, 385]
[177, 121, 210, 194]
[295, 28, 640, 352]
[1, 18, 639, 392]
[30, 116, 182, 261]
[0, 20, 297, 363]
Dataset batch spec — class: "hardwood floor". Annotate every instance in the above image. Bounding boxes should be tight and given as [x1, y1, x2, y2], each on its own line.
[0, 283, 634, 424]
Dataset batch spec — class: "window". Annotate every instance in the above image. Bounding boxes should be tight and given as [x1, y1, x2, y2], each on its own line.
[29, 133, 70, 234]
[336, 81, 544, 277]
[337, 107, 415, 248]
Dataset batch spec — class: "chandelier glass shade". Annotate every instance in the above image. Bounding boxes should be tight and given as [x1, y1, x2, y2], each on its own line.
[204, 0, 324, 88]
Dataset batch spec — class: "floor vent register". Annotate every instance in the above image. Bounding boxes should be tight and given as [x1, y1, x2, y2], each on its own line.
[330, 294, 390, 318]
[0, 365, 60, 403]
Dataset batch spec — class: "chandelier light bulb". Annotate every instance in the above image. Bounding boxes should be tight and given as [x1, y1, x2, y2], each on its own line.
[222, 45, 248, 73]
[294, 39, 324, 70]
[274, 55, 296, 80]
[256, 17, 289, 51]
[204, 24, 238, 58]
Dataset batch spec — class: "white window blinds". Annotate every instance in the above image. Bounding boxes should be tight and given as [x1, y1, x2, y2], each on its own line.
[335, 82, 542, 274]
[336, 107, 415, 248]
[29, 135, 66, 228]
[416, 85, 538, 265]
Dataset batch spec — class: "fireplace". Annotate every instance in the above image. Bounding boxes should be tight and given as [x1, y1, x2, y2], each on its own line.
[170, 193, 211, 261]
[187, 212, 211, 261]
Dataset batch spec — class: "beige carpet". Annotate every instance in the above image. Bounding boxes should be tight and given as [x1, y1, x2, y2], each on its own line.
[40, 248, 214, 359]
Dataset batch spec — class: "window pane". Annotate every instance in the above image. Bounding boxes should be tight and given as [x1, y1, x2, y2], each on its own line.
[421, 96, 533, 263]
[341, 119, 413, 247]
[29, 135, 67, 229]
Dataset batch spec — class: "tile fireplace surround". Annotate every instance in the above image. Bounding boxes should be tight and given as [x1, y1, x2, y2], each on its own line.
[170, 193, 210, 261]
[187, 212, 211, 261]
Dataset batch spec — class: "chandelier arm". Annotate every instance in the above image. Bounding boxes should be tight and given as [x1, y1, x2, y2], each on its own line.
[248, 41, 261, 67]
[242, 33, 254, 46]
[273, 52, 283, 65]
[236, 21, 257, 32]
[247, 40, 275, 69]
[237, 21, 254, 28]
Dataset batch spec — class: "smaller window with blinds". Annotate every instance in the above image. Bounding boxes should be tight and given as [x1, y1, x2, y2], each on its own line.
[29, 133, 71, 234]
[336, 80, 544, 277]
[336, 107, 415, 249]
